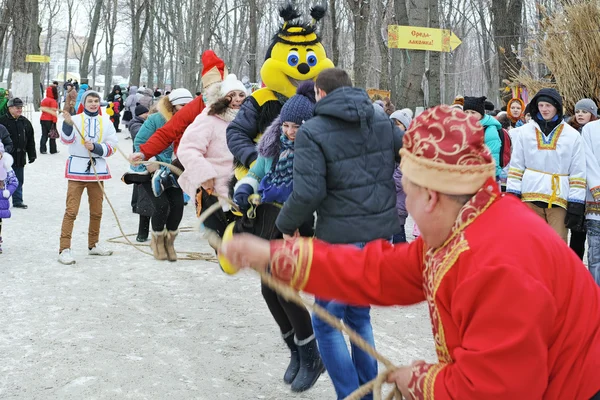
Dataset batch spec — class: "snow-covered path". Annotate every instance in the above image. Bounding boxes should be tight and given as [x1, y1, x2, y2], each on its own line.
[0, 117, 434, 399]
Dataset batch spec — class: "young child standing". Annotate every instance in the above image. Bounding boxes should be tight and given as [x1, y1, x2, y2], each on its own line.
[58, 91, 118, 265]
[0, 142, 18, 254]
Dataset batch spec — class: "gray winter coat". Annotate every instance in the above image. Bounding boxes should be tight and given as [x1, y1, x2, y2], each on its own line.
[275, 86, 403, 244]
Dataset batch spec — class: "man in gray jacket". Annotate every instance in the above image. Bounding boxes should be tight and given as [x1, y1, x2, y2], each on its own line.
[275, 68, 403, 399]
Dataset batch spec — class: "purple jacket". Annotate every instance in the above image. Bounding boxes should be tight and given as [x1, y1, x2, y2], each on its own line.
[0, 154, 18, 219]
[393, 164, 407, 225]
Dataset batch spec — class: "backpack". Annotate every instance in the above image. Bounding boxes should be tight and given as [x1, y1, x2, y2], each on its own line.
[498, 128, 512, 168]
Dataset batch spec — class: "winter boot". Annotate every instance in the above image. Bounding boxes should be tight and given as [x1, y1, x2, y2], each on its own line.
[165, 230, 179, 262]
[136, 216, 150, 242]
[283, 330, 300, 384]
[291, 335, 324, 392]
[150, 229, 168, 260]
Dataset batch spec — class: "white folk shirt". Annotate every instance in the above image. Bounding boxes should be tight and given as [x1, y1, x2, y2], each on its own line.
[60, 112, 118, 181]
[506, 120, 586, 210]
[582, 120, 600, 221]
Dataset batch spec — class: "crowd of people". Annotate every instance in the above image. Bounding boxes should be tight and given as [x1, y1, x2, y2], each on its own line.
[1, 4, 600, 398]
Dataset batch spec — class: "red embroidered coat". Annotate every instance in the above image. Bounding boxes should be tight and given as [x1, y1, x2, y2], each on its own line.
[269, 182, 600, 399]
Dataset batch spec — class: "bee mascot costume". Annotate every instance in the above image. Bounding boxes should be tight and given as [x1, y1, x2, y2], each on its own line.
[218, 4, 334, 393]
[226, 3, 334, 181]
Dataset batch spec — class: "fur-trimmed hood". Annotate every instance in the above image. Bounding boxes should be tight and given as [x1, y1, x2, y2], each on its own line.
[156, 96, 174, 122]
[203, 81, 222, 107]
[257, 115, 282, 158]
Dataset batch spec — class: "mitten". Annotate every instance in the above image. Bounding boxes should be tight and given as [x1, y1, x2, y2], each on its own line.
[233, 184, 254, 212]
[565, 202, 585, 232]
[2, 189, 9, 199]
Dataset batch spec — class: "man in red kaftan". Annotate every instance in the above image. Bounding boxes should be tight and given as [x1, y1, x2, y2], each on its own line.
[221, 105, 600, 399]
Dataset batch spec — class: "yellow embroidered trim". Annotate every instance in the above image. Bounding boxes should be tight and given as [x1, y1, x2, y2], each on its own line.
[569, 177, 586, 190]
[80, 114, 103, 144]
[586, 202, 600, 214]
[424, 363, 446, 400]
[508, 167, 524, 180]
[591, 186, 600, 200]
[522, 193, 567, 208]
[536, 124, 563, 150]
[292, 238, 314, 291]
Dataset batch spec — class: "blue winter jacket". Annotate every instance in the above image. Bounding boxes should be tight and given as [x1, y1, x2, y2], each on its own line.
[480, 114, 503, 178]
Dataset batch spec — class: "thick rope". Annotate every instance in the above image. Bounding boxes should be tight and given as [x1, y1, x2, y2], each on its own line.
[205, 229, 404, 400]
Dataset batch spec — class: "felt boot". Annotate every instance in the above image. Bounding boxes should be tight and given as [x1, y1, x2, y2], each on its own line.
[151, 229, 168, 260]
[291, 335, 324, 392]
[283, 330, 300, 384]
[165, 230, 178, 262]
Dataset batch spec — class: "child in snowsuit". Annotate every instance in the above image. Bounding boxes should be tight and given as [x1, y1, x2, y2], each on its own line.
[58, 91, 118, 265]
[0, 142, 19, 253]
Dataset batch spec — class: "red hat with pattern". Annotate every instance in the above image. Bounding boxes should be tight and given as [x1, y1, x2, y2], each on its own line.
[399, 105, 496, 195]
[201, 50, 228, 89]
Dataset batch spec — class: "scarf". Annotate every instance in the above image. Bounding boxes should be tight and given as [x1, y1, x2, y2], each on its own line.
[535, 112, 561, 135]
[259, 133, 295, 204]
[220, 107, 239, 123]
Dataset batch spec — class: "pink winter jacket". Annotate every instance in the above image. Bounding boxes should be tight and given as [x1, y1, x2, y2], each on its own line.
[177, 107, 234, 210]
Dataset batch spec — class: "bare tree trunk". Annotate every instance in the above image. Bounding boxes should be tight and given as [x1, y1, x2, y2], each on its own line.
[248, 0, 258, 82]
[0, 6, 11, 83]
[400, 0, 428, 107]
[147, 8, 155, 88]
[346, 0, 371, 88]
[30, 3, 42, 107]
[79, 0, 103, 84]
[62, 0, 74, 84]
[130, 0, 151, 86]
[8, 0, 33, 73]
[492, 0, 523, 94]
[391, 0, 408, 107]
[103, 0, 117, 95]
[329, 0, 340, 66]
[428, 0, 441, 106]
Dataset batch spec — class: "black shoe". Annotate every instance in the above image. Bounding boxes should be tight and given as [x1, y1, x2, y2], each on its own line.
[51, 150, 60, 154]
[40, 151, 47, 154]
[137, 216, 150, 242]
[283, 331, 300, 384]
[136, 235, 149, 242]
[13, 203, 28, 209]
[117, 129, 122, 133]
[291, 336, 324, 392]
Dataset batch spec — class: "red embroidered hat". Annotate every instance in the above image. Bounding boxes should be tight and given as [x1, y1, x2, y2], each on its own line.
[399, 105, 496, 195]
[201, 50, 228, 89]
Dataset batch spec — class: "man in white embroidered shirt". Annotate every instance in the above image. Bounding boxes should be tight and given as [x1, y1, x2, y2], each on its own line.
[507, 88, 586, 241]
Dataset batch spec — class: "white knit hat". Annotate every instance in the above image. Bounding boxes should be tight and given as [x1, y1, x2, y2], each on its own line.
[390, 109, 413, 130]
[220, 74, 248, 97]
[168, 88, 193, 106]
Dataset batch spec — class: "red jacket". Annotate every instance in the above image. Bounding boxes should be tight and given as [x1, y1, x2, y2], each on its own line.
[139, 95, 205, 159]
[40, 87, 58, 123]
[269, 181, 600, 400]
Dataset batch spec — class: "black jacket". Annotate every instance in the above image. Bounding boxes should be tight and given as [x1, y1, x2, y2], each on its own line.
[275, 87, 403, 244]
[0, 113, 36, 167]
[0, 124, 13, 154]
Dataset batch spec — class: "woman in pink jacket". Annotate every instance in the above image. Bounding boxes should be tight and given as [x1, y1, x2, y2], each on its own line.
[177, 74, 248, 236]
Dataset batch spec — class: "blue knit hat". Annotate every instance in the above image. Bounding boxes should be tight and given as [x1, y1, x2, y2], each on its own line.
[280, 81, 316, 125]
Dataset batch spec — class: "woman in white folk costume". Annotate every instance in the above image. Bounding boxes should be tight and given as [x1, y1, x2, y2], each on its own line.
[582, 108, 600, 286]
[507, 88, 586, 242]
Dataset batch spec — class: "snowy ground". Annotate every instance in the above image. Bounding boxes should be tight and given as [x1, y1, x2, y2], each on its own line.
[0, 115, 435, 399]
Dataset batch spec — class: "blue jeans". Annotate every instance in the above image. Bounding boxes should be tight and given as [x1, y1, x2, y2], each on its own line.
[12, 167, 24, 205]
[586, 220, 600, 286]
[392, 225, 406, 244]
[312, 242, 377, 400]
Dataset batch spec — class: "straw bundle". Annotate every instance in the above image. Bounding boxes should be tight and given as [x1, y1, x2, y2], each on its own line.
[512, 2, 600, 112]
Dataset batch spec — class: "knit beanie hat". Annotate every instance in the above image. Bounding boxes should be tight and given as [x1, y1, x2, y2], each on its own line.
[7, 98, 24, 107]
[389, 109, 413, 130]
[201, 50, 228, 89]
[463, 96, 487, 116]
[79, 91, 101, 107]
[400, 105, 495, 195]
[220, 74, 248, 97]
[135, 105, 149, 116]
[575, 98, 598, 117]
[280, 81, 316, 125]
[168, 88, 193, 106]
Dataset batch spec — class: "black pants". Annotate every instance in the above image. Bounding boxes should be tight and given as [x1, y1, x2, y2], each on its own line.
[570, 229, 586, 260]
[261, 282, 314, 340]
[40, 121, 57, 154]
[112, 112, 121, 131]
[141, 183, 184, 231]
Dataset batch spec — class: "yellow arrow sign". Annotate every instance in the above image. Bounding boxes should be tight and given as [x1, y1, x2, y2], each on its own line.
[25, 54, 51, 63]
[388, 25, 461, 52]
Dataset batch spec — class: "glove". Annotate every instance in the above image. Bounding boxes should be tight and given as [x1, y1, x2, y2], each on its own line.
[2, 189, 9, 199]
[233, 184, 254, 212]
[565, 202, 585, 232]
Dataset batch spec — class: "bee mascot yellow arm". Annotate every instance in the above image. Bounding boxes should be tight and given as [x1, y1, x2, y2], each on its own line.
[225, 3, 334, 181]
